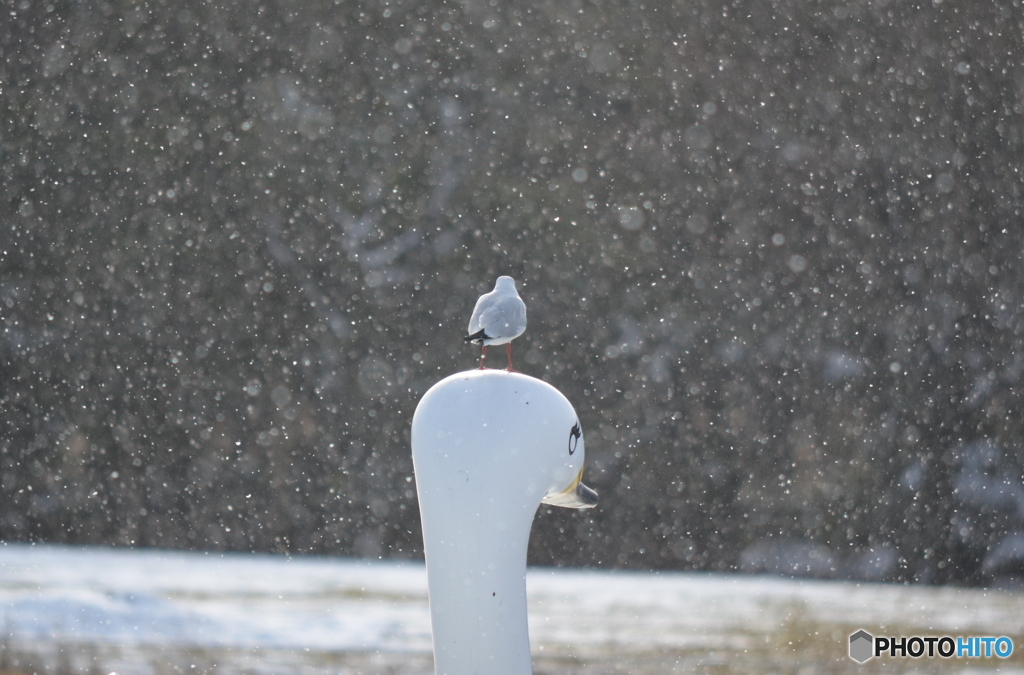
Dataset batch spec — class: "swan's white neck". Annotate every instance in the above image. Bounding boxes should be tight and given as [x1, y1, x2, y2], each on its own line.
[412, 370, 594, 675]
[420, 478, 535, 673]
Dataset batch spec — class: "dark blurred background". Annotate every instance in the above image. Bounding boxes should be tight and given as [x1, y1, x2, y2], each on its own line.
[2, 0, 1023, 586]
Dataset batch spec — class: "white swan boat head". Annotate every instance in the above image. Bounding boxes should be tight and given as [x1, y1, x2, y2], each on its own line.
[411, 369, 597, 674]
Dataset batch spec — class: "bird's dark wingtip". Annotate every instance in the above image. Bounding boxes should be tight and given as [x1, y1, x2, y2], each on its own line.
[464, 328, 489, 343]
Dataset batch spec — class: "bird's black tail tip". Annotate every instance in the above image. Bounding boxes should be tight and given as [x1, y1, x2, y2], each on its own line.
[464, 329, 488, 343]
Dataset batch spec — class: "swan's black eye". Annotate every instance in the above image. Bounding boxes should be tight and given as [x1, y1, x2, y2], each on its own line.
[568, 421, 581, 455]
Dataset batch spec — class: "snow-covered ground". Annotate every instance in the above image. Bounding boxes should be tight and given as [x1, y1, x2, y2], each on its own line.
[1, 543, 1022, 674]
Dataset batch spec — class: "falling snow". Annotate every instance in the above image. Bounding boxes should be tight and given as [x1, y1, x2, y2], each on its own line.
[2, 1, 1024, 587]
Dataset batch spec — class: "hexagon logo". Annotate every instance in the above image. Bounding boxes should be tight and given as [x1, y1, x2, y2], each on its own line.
[849, 629, 874, 663]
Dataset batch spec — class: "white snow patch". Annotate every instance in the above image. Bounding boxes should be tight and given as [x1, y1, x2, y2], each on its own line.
[2, 543, 1022, 673]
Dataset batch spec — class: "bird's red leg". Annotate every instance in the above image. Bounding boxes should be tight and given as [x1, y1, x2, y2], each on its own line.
[478, 345, 487, 369]
[505, 342, 516, 372]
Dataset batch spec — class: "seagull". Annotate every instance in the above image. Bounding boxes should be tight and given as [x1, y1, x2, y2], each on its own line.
[464, 276, 527, 371]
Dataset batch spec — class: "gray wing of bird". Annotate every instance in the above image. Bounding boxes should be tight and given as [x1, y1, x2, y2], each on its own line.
[467, 292, 492, 335]
[476, 294, 526, 340]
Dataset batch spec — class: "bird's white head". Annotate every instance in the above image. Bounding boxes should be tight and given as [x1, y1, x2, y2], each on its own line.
[411, 369, 597, 674]
[494, 275, 518, 293]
